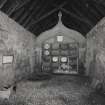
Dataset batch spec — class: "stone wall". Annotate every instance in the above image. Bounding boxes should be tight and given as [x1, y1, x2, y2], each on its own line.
[0, 11, 36, 89]
[85, 17, 105, 90]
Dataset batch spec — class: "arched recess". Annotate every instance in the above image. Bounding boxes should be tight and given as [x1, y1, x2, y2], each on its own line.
[35, 12, 86, 74]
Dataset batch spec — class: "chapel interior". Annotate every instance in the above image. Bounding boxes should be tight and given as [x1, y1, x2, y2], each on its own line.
[0, 0, 105, 105]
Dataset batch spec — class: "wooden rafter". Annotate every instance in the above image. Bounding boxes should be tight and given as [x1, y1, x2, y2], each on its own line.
[13, 0, 30, 11]
[91, 2, 105, 16]
[7, 1, 19, 16]
[18, 11, 28, 24]
[23, 6, 40, 27]
[23, 0, 40, 27]
[52, 3, 94, 27]
[0, 0, 7, 9]
[13, 7, 25, 20]
[60, 8, 93, 27]
[71, 0, 96, 24]
[34, 0, 51, 20]
[70, 7, 84, 17]
[26, 2, 67, 29]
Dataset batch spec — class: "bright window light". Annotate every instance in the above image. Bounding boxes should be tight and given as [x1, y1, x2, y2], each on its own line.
[52, 57, 58, 62]
[57, 36, 63, 42]
[61, 57, 67, 62]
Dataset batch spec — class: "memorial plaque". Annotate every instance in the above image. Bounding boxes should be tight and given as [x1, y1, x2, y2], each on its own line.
[2, 55, 13, 64]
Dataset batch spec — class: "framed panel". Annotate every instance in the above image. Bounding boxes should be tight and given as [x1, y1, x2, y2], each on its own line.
[2, 55, 14, 64]
[61, 57, 68, 63]
[52, 56, 59, 62]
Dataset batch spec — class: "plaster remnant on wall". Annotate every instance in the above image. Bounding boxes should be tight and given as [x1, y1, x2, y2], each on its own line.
[86, 16, 105, 90]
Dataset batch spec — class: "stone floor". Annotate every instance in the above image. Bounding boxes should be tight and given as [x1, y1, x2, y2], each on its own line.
[1, 75, 105, 105]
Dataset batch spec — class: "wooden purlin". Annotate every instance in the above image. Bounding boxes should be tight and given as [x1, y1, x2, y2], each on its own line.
[70, 6, 84, 18]
[53, 3, 94, 27]
[26, 2, 67, 29]
[23, 0, 41, 27]
[60, 8, 93, 27]
[0, 0, 7, 9]
[91, 2, 105, 17]
[7, 1, 19, 16]
[13, 0, 30, 11]
[72, 0, 96, 24]
[12, 7, 25, 20]
[33, 0, 50, 20]
[18, 11, 29, 24]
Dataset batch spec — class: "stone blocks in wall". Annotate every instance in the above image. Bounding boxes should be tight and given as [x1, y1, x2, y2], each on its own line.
[0, 11, 36, 89]
[86, 17, 105, 90]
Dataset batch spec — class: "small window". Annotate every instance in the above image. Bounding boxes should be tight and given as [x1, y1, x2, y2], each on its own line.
[57, 36, 63, 42]
[2, 55, 13, 64]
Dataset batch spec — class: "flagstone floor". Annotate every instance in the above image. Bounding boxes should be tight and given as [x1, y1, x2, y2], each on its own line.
[1, 75, 105, 105]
